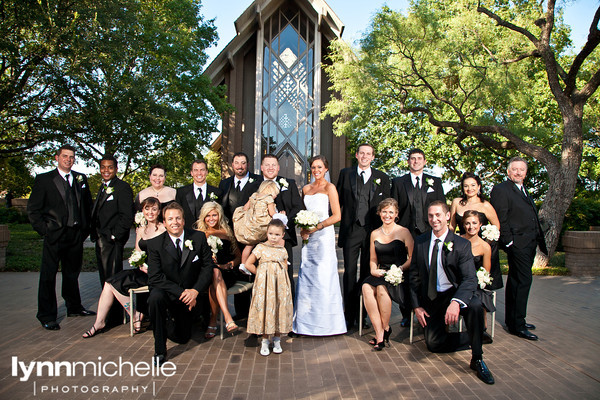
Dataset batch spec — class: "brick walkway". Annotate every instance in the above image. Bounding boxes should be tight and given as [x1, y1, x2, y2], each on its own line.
[0, 255, 598, 399]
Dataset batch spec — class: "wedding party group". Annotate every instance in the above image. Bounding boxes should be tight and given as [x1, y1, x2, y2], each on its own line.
[27, 143, 547, 385]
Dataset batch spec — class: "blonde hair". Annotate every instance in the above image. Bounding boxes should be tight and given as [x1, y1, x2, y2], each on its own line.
[194, 201, 237, 251]
[258, 180, 280, 197]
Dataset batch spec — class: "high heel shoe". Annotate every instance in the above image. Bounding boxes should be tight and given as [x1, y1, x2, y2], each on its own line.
[373, 340, 385, 351]
[383, 326, 392, 346]
[82, 325, 105, 339]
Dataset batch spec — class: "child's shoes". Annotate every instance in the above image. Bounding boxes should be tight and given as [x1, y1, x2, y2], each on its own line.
[272, 337, 282, 354]
[260, 338, 270, 356]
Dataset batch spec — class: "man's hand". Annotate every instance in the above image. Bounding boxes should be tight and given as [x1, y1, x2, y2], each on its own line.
[444, 300, 461, 326]
[179, 289, 198, 307]
[414, 307, 430, 328]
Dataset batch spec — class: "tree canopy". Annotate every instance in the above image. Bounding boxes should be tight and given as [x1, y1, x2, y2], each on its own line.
[323, 0, 599, 261]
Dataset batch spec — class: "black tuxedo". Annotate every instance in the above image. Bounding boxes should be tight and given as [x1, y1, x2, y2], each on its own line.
[218, 173, 263, 223]
[409, 230, 484, 358]
[147, 229, 214, 355]
[175, 183, 222, 228]
[90, 177, 134, 285]
[391, 173, 446, 237]
[27, 168, 93, 323]
[490, 180, 547, 332]
[336, 167, 390, 326]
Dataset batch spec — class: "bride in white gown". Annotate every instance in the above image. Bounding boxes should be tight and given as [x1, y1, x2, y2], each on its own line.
[293, 155, 347, 336]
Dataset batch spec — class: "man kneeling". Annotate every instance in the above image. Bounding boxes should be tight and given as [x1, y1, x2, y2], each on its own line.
[410, 201, 494, 384]
[147, 203, 214, 365]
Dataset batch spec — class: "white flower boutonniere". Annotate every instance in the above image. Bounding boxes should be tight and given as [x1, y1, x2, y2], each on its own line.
[248, 178, 254, 183]
[278, 178, 289, 188]
[426, 178, 434, 187]
[374, 178, 381, 185]
[444, 242, 453, 252]
[184, 240, 193, 251]
[208, 192, 218, 200]
[105, 186, 114, 194]
[76, 175, 84, 183]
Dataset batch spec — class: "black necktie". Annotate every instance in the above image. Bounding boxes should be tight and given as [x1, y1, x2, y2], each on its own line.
[65, 174, 70, 186]
[428, 239, 440, 300]
[236, 180, 241, 192]
[415, 176, 420, 190]
[414, 176, 426, 232]
[360, 170, 365, 184]
[197, 187, 203, 200]
[175, 238, 182, 259]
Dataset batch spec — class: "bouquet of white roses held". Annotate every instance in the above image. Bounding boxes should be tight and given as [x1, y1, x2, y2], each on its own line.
[480, 224, 500, 241]
[206, 235, 223, 255]
[295, 210, 321, 244]
[134, 211, 147, 228]
[476, 267, 493, 289]
[384, 264, 404, 286]
[128, 249, 147, 269]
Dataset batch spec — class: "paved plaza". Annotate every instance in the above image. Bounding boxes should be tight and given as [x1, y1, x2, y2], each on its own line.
[0, 244, 598, 399]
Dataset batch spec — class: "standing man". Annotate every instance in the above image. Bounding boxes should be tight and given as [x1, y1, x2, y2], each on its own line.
[147, 203, 214, 365]
[391, 148, 446, 326]
[410, 201, 494, 384]
[490, 157, 547, 340]
[337, 143, 390, 329]
[90, 154, 134, 286]
[28, 145, 95, 330]
[260, 154, 304, 298]
[176, 159, 222, 228]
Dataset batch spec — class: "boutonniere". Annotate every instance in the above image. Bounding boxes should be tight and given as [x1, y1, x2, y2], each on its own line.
[208, 192, 218, 200]
[444, 242, 453, 252]
[426, 178, 434, 187]
[278, 178, 289, 188]
[76, 175, 84, 183]
[248, 178, 254, 183]
[374, 178, 381, 186]
[105, 186, 114, 194]
[184, 239, 193, 250]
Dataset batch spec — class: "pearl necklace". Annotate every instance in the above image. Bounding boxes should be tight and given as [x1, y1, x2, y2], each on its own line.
[381, 225, 395, 236]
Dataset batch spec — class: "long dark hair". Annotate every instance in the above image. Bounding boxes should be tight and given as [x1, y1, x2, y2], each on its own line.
[459, 172, 486, 206]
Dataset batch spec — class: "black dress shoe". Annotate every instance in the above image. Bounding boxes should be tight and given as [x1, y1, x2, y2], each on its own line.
[482, 331, 493, 345]
[153, 353, 167, 367]
[525, 323, 536, 330]
[288, 332, 300, 338]
[510, 329, 538, 340]
[470, 359, 495, 384]
[67, 309, 97, 317]
[400, 317, 410, 327]
[41, 321, 60, 330]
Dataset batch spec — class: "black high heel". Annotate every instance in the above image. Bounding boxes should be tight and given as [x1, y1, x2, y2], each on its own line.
[373, 341, 385, 351]
[383, 326, 392, 346]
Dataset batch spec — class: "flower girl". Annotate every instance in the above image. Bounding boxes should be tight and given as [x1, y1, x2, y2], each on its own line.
[244, 219, 293, 356]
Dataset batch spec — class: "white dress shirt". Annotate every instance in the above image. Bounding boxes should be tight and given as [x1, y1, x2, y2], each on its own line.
[357, 166, 372, 183]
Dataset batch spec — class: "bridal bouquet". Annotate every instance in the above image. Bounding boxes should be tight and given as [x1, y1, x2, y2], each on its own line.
[384, 264, 404, 286]
[476, 267, 493, 289]
[134, 211, 147, 228]
[481, 224, 500, 241]
[206, 235, 223, 255]
[295, 210, 321, 244]
[128, 249, 147, 269]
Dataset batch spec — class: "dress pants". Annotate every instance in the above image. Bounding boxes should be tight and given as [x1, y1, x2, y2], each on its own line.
[148, 288, 194, 355]
[95, 235, 125, 325]
[423, 289, 484, 359]
[37, 227, 84, 323]
[342, 223, 371, 325]
[505, 239, 537, 331]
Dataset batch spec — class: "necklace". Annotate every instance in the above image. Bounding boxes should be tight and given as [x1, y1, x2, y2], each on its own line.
[381, 225, 395, 236]
[153, 186, 164, 197]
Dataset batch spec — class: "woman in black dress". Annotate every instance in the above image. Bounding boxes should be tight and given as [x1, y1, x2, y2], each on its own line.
[83, 197, 166, 338]
[194, 201, 242, 339]
[134, 164, 176, 213]
[362, 198, 413, 350]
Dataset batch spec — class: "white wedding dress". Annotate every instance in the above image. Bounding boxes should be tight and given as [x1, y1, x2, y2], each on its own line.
[293, 193, 347, 335]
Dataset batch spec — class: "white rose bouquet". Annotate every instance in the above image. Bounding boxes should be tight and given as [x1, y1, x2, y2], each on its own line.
[476, 267, 493, 289]
[384, 264, 404, 286]
[128, 249, 147, 269]
[295, 210, 321, 244]
[134, 211, 147, 228]
[481, 224, 500, 241]
[206, 235, 223, 255]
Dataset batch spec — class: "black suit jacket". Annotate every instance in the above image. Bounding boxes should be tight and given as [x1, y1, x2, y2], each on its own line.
[27, 169, 93, 243]
[90, 177, 134, 243]
[409, 230, 476, 309]
[218, 172, 263, 221]
[269, 176, 304, 247]
[336, 167, 391, 248]
[175, 183, 223, 228]
[490, 180, 547, 254]
[147, 229, 214, 298]
[391, 173, 445, 231]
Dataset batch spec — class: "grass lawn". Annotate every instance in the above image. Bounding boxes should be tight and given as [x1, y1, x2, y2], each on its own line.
[4, 224, 133, 272]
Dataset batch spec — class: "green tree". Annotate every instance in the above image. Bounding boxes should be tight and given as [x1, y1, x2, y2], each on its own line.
[324, 0, 599, 265]
[0, 155, 34, 198]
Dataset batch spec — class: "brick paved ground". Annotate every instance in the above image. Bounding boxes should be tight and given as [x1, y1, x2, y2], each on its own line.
[0, 247, 598, 399]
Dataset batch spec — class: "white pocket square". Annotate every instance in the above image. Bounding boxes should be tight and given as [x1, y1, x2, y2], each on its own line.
[427, 187, 435, 193]
[192, 255, 199, 262]
[106, 195, 114, 201]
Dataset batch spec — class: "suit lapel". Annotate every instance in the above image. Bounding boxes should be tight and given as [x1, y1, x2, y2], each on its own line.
[403, 176, 415, 206]
[52, 172, 67, 204]
[180, 235, 191, 268]
[72, 173, 82, 205]
[350, 170, 357, 199]
[367, 172, 376, 201]
[185, 187, 196, 217]
[164, 234, 179, 263]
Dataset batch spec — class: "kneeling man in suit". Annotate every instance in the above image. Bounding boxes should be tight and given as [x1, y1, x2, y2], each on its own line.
[147, 202, 214, 365]
[410, 201, 494, 384]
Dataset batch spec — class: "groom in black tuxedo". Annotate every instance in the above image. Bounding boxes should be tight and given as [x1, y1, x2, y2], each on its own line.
[490, 157, 547, 341]
[176, 159, 222, 228]
[27, 144, 95, 330]
[260, 154, 304, 299]
[410, 201, 494, 384]
[337, 143, 390, 329]
[147, 202, 214, 365]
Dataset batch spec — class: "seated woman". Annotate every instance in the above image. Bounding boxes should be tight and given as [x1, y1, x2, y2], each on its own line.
[362, 198, 413, 351]
[194, 201, 242, 339]
[134, 164, 177, 212]
[83, 197, 166, 338]
[461, 210, 496, 343]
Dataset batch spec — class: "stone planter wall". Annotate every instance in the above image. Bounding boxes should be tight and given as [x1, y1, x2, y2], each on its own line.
[0, 225, 10, 270]
[562, 231, 600, 276]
